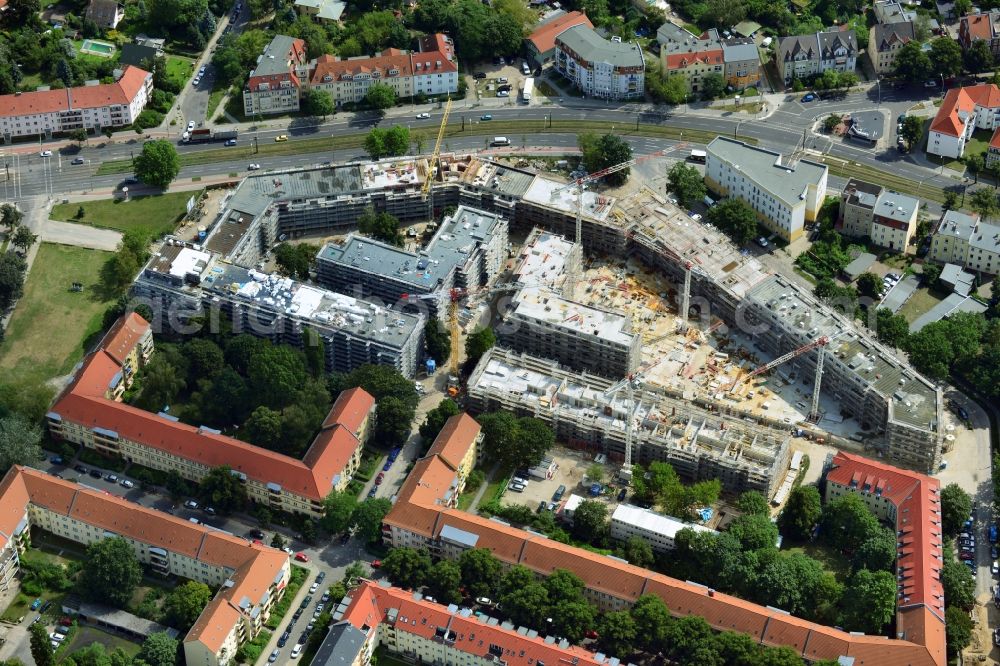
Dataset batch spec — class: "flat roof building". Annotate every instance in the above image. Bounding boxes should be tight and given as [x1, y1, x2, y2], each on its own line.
[706, 137, 829, 242]
[554, 25, 645, 99]
[609, 504, 716, 553]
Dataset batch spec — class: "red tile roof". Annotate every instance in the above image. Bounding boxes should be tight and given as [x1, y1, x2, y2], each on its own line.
[664, 48, 724, 70]
[929, 84, 1000, 137]
[960, 12, 998, 42]
[426, 414, 479, 470]
[989, 126, 1000, 150]
[385, 415, 946, 666]
[0, 66, 150, 118]
[99, 312, 150, 366]
[322, 387, 375, 436]
[51, 315, 373, 502]
[528, 11, 593, 54]
[309, 49, 414, 84]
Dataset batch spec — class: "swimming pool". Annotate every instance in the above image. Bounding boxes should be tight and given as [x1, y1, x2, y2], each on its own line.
[80, 40, 116, 57]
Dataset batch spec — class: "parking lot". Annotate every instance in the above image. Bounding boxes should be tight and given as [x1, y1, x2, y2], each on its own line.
[471, 59, 534, 103]
[500, 447, 626, 512]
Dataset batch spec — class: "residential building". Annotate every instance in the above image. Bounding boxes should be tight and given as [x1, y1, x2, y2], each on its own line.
[927, 84, 1000, 160]
[243, 35, 308, 117]
[293, 0, 345, 23]
[119, 44, 160, 69]
[525, 11, 593, 67]
[874, 0, 939, 29]
[132, 242, 425, 377]
[657, 23, 760, 92]
[609, 504, 716, 553]
[86, 0, 123, 28]
[554, 25, 645, 99]
[838, 179, 919, 250]
[959, 10, 1000, 58]
[705, 137, 829, 242]
[869, 22, 915, 75]
[988, 127, 1000, 168]
[939, 263, 976, 296]
[822, 451, 944, 661]
[776, 29, 857, 86]
[929, 210, 979, 265]
[316, 206, 508, 322]
[466, 347, 792, 497]
[0, 466, 291, 666]
[48, 313, 378, 516]
[381, 411, 946, 666]
[0, 66, 152, 141]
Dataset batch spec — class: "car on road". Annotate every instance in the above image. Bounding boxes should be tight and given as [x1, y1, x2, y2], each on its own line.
[89, 469, 102, 478]
[30, 598, 42, 610]
[756, 237, 769, 248]
[71, 157, 85, 165]
[268, 649, 280, 663]
[416, 112, 430, 119]
[375, 472, 385, 485]
[371, 559, 382, 568]
[924, 80, 938, 88]
[274, 135, 288, 142]
[120, 479, 134, 489]
[800, 93, 816, 102]
[192, 77, 201, 86]
[291, 644, 302, 659]
[224, 139, 237, 146]
[74, 465, 87, 474]
[187, 121, 195, 132]
[480, 114, 493, 121]
[295, 552, 310, 562]
[40, 150, 52, 157]
[105, 473, 118, 483]
[248, 163, 261, 170]
[310, 583, 319, 594]
[204, 506, 216, 516]
[184, 499, 199, 509]
[50, 456, 64, 464]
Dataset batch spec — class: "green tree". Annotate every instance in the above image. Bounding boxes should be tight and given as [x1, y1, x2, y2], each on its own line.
[874, 308, 910, 348]
[930, 37, 963, 78]
[321, 490, 358, 534]
[197, 465, 248, 514]
[851, 527, 897, 572]
[273, 243, 317, 280]
[383, 125, 410, 156]
[0, 414, 42, 471]
[945, 605, 973, 656]
[921, 262, 943, 286]
[1, 203, 23, 233]
[357, 207, 404, 246]
[900, 115, 924, 149]
[351, 497, 392, 543]
[822, 114, 843, 133]
[839, 569, 896, 634]
[941, 483, 972, 536]
[736, 490, 769, 516]
[728, 512, 779, 552]
[855, 272, 883, 300]
[703, 0, 745, 27]
[551, 601, 596, 643]
[424, 318, 451, 365]
[381, 547, 433, 589]
[184, 338, 224, 382]
[248, 345, 308, 408]
[244, 406, 283, 449]
[943, 190, 959, 211]
[300, 88, 334, 118]
[419, 399, 461, 442]
[134, 140, 180, 189]
[136, 632, 179, 666]
[819, 493, 881, 553]
[597, 611, 637, 656]
[630, 595, 671, 653]
[501, 582, 549, 627]
[572, 500, 608, 541]
[11, 225, 36, 254]
[82, 536, 143, 607]
[893, 40, 933, 84]
[163, 581, 212, 630]
[544, 569, 586, 605]
[271, 533, 285, 550]
[967, 154, 987, 185]
[619, 535, 654, 568]
[427, 560, 463, 604]
[904, 321, 954, 379]
[0, 252, 26, 312]
[364, 128, 387, 159]
[667, 162, 707, 208]
[465, 327, 496, 365]
[135, 356, 185, 412]
[512, 417, 554, 468]
[365, 83, 397, 111]
[579, 133, 633, 186]
[700, 73, 726, 100]
[29, 624, 54, 666]
[964, 39, 994, 74]
[707, 198, 758, 246]
[941, 560, 975, 610]
[458, 548, 502, 599]
[372, 395, 412, 445]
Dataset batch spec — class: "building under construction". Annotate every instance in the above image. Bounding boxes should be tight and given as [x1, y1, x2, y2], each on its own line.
[467, 347, 792, 496]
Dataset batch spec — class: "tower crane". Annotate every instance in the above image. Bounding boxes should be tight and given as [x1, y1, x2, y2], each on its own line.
[421, 96, 453, 205]
[729, 335, 831, 395]
[550, 146, 683, 297]
[807, 331, 846, 423]
[602, 358, 661, 484]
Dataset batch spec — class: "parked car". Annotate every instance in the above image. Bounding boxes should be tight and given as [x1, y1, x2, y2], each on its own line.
[250, 529, 265, 539]
[497, 90, 510, 97]
[120, 479, 134, 489]
[317, 571, 326, 582]
[71, 157, 85, 165]
[923, 80, 938, 88]
[184, 500, 199, 510]
[310, 583, 319, 594]
[800, 93, 816, 102]
[476, 597, 492, 606]
[50, 456, 64, 465]
[74, 465, 87, 474]
[268, 649, 280, 663]
[474, 72, 487, 79]
[295, 552, 310, 562]
[30, 598, 42, 611]
[204, 506, 216, 516]
[291, 644, 302, 659]
[508, 482, 525, 492]
[992, 560, 998, 575]
[88, 469, 101, 478]
[106, 473, 118, 483]
[497, 76, 508, 83]
[756, 237, 769, 248]
[371, 559, 382, 568]
[375, 472, 385, 485]
[40, 150, 53, 157]
[416, 112, 430, 119]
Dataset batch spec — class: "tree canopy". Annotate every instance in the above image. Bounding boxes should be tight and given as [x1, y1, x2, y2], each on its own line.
[82, 536, 143, 607]
[163, 582, 212, 631]
[477, 411, 554, 469]
[940, 483, 972, 536]
[579, 133, 633, 186]
[707, 198, 758, 246]
[667, 162, 707, 208]
[351, 497, 393, 543]
[134, 140, 180, 189]
[197, 466, 248, 514]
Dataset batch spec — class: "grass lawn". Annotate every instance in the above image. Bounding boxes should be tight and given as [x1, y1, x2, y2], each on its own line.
[206, 84, 229, 121]
[0, 244, 115, 386]
[51, 191, 196, 238]
[898, 286, 947, 323]
[63, 626, 143, 658]
[785, 542, 851, 581]
[166, 55, 195, 90]
[373, 646, 413, 666]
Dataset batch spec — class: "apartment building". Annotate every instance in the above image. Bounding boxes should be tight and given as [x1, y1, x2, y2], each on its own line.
[657, 23, 760, 92]
[0, 466, 291, 666]
[838, 179, 919, 250]
[928, 209, 1000, 275]
[316, 206, 508, 322]
[526, 11, 593, 67]
[293, 0, 345, 23]
[776, 29, 857, 86]
[705, 137, 829, 242]
[132, 242, 425, 377]
[554, 25, 645, 99]
[609, 504, 716, 554]
[86, 0, 124, 28]
[822, 451, 944, 658]
[381, 413, 946, 666]
[927, 83, 1000, 160]
[869, 22, 915, 75]
[959, 10, 1000, 58]
[466, 347, 792, 497]
[0, 66, 152, 141]
[243, 36, 308, 116]
[48, 314, 377, 516]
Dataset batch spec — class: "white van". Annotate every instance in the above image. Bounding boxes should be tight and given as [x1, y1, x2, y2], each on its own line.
[522, 61, 530, 74]
[703, 195, 716, 207]
[491, 137, 510, 146]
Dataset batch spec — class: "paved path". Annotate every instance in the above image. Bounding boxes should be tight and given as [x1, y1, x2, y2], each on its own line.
[467, 463, 500, 513]
[42, 220, 122, 251]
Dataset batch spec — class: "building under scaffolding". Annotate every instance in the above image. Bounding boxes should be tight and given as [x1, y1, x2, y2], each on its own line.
[466, 347, 792, 497]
